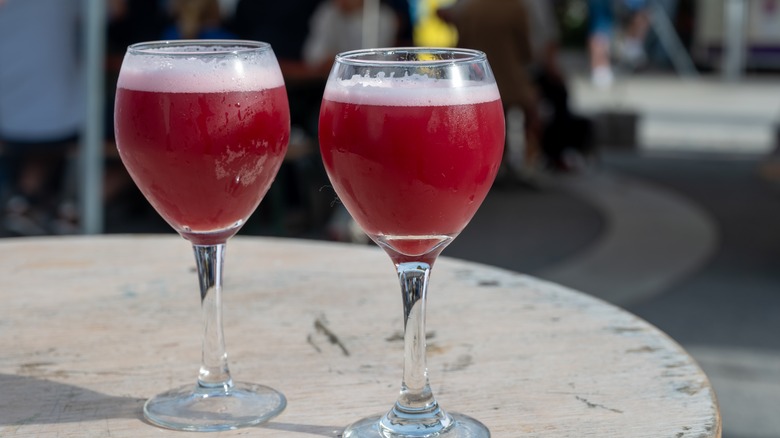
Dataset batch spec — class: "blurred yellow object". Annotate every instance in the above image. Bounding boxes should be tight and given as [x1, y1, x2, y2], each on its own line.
[413, 0, 458, 47]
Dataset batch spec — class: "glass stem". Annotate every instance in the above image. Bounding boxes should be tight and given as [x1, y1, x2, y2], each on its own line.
[383, 261, 451, 431]
[193, 244, 234, 392]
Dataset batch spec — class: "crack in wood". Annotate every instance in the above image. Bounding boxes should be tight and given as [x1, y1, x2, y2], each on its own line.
[306, 334, 322, 353]
[575, 395, 624, 413]
[314, 317, 350, 356]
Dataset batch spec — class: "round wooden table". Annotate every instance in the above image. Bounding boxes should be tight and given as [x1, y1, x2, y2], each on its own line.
[0, 235, 721, 437]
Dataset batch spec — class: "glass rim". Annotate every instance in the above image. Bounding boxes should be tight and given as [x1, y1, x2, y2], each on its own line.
[127, 39, 271, 56]
[334, 47, 487, 66]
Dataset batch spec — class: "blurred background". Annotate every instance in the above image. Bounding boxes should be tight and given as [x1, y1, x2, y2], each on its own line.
[0, 0, 778, 436]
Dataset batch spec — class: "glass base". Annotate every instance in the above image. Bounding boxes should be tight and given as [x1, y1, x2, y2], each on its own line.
[143, 382, 286, 432]
[343, 412, 489, 438]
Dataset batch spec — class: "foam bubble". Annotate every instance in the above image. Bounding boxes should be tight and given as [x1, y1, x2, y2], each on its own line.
[117, 46, 285, 93]
[323, 73, 500, 107]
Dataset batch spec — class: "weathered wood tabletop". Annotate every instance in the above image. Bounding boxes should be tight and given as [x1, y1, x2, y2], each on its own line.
[0, 235, 720, 437]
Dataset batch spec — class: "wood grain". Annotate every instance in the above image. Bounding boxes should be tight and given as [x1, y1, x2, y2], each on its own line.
[0, 235, 721, 437]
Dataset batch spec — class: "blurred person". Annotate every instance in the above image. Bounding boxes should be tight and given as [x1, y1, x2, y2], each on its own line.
[384, 0, 414, 46]
[439, 0, 542, 185]
[525, 0, 564, 81]
[525, 0, 595, 171]
[107, 0, 168, 57]
[106, 0, 168, 98]
[230, 0, 325, 135]
[588, 0, 650, 87]
[302, 0, 399, 71]
[616, 0, 650, 69]
[230, 0, 327, 152]
[231, 0, 340, 238]
[231, 0, 323, 73]
[102, 0, 169, 224]
[302, 0, 399, 243]
[587, 0, 615, 87]
[0, 0, 84, 235]
[162, 0, 236, 40]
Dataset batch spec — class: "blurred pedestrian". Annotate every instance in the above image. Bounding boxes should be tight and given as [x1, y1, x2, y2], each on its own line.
[587, 0, 650, 87]
[163, 0, 236, 40]
[525, 0, 596, 171]
[303, 0, 399, 243]
[587, 0, 615, 87]
[616, 0, 650, 69]
[102, 0, 170, 224]
[0, 0, 84, 235]
[231, 0, 338, 238]
[383, 0, 414, 46]
[231, 0, 323, 72]
[231, 0, 325, 136]
[439, 0, 542, 185]
[302, 0, 398, 71]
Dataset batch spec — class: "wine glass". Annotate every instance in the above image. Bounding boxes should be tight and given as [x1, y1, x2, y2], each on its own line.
[113, 40, 289, 431]
[318, 48, 505, 437]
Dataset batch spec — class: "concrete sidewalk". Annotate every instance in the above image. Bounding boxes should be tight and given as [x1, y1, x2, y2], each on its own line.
[569, 73, 780, 155]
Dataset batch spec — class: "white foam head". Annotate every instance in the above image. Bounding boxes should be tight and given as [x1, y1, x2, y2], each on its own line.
[117, 44, 285, 93]
[323, 73, 500, 106]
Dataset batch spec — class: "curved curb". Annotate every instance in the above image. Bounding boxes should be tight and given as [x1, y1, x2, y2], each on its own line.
[537, 170, 719, 307]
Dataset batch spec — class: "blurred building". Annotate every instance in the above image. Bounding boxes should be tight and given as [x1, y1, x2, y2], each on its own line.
[692, 0, 780, 70]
